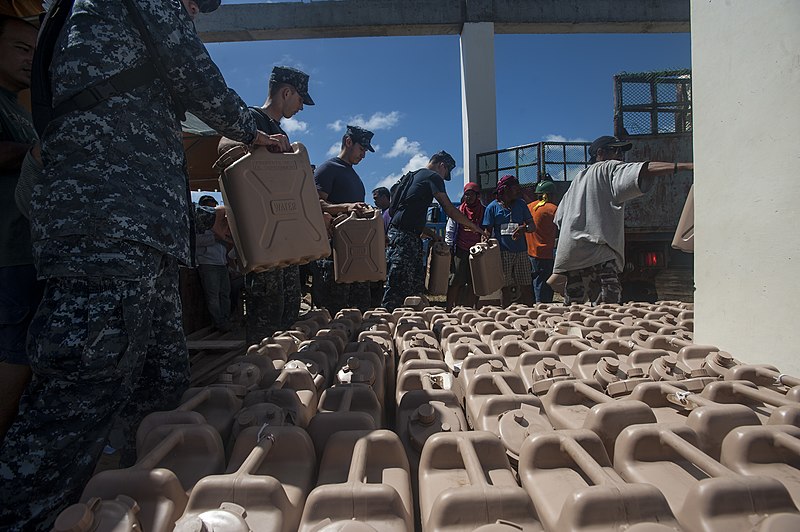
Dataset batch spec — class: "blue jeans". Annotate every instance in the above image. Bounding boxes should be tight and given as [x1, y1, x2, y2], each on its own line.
[197, 263, 231, 329]
[529, 257, 554, 303]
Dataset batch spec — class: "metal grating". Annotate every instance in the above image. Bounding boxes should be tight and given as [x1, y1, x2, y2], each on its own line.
[614, 69, 692, 136]
[476, 141, 590, 190]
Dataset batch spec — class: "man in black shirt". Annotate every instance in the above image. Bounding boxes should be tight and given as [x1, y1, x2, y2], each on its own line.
[382, 151, 483, 310]
[218, 65, 312, 345]
[313, 125, 372, 314]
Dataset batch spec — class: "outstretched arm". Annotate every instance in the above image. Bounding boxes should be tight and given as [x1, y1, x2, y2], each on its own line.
[434, 192, 482, 234]
[640, 161, 694, 178]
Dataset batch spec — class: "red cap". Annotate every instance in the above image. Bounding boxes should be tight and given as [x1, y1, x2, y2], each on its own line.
[463, 182, 480, 193]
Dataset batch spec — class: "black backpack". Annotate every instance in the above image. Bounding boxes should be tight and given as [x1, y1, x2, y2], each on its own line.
[388, 169, 421, 218]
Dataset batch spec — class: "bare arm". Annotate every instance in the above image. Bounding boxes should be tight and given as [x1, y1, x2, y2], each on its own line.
[319, 199, 369, 216]
[512, 218, 536, 240]
[434, 192, 482, 234]
[639, 161, 694, 178]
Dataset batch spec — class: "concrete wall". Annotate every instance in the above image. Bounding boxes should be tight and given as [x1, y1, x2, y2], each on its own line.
[692, 0, 800, 374]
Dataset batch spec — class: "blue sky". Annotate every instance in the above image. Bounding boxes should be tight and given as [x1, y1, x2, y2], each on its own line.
[195, 6, 691, 203]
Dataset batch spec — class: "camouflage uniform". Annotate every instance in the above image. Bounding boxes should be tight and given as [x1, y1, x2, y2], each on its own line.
[563, 259, 622, 305]
[245, 264, 300, 345]
[0, 1, 256, 530]
[220, 66, 315, 346]
[312, 258, 371, 315]
[382, 227, 425, 311]
[231, 104, 303, 346]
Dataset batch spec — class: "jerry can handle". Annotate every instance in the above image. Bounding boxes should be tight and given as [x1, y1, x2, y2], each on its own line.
[213, 144, 249, 172]
[469, 242, 486, 255]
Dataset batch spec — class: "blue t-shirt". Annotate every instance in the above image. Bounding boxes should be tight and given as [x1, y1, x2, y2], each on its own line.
[390, 169, 446, 233]
[314, 157, 366, 204]
[482, 199, 532, 253]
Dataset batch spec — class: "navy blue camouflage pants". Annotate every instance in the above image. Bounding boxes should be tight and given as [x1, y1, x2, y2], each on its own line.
[382, 227, 424, 311]
[244, 265, 300, 346]
[312, 258, 371, 315]
[0, 242, 189, 531]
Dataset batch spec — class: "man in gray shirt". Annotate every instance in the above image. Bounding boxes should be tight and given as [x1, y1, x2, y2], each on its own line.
[554, 135, 693, 304]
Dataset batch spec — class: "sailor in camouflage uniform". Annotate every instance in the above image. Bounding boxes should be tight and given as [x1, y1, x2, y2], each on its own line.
[313, 125, 374, 315]
[0, 1, 280, 530]
[382, 151, 483, 310]
[219, 65, 313, 345]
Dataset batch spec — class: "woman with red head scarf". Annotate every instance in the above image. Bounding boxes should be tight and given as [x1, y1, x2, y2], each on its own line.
[445, 182, 485, 309]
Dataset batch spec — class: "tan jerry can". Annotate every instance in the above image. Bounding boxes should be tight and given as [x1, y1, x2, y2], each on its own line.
[426, 241, 451, 295]
[332, 209, 386, 283]
[216, 143, 330, 273]
[469, 238, 503, 296]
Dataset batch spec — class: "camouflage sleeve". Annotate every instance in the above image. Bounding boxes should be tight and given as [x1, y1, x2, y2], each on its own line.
[138, 0, 256, 143]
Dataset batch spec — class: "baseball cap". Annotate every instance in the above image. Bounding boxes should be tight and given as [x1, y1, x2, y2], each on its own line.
[535, 180, 556, 194]
[588, 136, 632, 160]
[197, 0, 221, 13]
[270, 66, 315, 106]
[463, 182, 480, 193]
[346, 125, 375, 152]
[434, 150, 456, 171]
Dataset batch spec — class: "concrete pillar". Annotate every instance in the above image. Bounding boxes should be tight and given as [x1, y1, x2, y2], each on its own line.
[460, 22, 497, 185]
[692, 0, 800, 374]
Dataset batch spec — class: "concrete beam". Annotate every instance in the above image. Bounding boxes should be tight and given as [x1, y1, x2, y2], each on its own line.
[196, 0, 689, 43]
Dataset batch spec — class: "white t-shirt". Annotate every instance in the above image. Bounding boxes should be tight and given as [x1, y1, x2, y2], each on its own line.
[554, 160, 648, 273]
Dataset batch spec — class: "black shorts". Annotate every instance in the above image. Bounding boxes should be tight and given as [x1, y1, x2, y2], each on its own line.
[448, 246, 472, 287]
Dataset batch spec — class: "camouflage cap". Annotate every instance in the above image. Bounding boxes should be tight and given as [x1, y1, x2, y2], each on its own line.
[433, 150, 456, 170]
[270, 66, 315, 106]
[345, 125, 375, 152]
[197, 0, 221, 13]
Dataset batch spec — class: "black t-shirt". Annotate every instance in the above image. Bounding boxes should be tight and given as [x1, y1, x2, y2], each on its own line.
[314, 157, 366, 204]
[390, 169, 446, 233]
[249, 106, 288, 138]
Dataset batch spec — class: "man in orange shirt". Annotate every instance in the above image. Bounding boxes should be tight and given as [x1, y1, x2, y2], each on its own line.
[526, 179, 559, 302]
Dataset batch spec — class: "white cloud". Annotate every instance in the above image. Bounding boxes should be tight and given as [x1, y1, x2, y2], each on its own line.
[326, 142, 340, 157]
[544, 134, 588, 143]
[401, 152, 430, 174]
[384, 136, 422, 158]
[357, 111, 400, 130]
[327, 111, 401, 132]
[373, 174, 401, 190]
[452, 167, 464, 177]
[328, 120, 346, 132]
[282, 117, 308, 134]
[374, 152, 430, 189]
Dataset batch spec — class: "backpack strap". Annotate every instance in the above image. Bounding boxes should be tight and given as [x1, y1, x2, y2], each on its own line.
[388, 169, 420, 217]
[31, 0, 75, 135]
